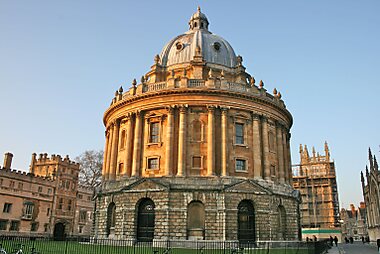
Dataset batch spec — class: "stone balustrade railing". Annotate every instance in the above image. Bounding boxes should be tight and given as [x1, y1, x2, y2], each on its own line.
[118, 79, 285, 108]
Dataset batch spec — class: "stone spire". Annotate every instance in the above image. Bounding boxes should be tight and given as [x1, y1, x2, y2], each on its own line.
[324, 141, 330, 161]
[374, 155, 379, 171]
[369, 148, 374, 171]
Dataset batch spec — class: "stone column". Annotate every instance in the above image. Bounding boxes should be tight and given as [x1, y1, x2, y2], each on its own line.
[252, 114, 262, 179]
[177, 106, 187, 176]
[124, 115, 133, 176]
[221, 108, 228, 177]
[276, 123, 285, 183]
[109, 119, 120, 181]
[207, 106, 215, 176]
[102, 129, 110, 180]
[105, 125, 113, 181]
[132, 112, 142, 177]
[286, 133, 293, 185]
[165, 107, 174, 176]
[262, 117, 270, 180]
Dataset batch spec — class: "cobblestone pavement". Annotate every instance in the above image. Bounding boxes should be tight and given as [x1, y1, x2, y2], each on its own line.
[339, 242, 378, 254]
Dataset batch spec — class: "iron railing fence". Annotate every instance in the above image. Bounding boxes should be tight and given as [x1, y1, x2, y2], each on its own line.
[0, 236, 330, 254]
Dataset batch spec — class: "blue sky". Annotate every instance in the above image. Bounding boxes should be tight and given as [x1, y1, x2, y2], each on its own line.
[0, 0, 379, 208]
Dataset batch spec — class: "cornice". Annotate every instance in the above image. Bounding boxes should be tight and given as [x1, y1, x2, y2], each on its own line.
[103, 89, 293, 127]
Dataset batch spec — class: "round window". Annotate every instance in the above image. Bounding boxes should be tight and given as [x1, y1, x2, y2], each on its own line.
[176, 42, 184, 51]
[213, 42, 221, 51]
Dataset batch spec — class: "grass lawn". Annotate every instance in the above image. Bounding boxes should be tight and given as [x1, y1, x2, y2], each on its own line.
[0, 240, 313, 254]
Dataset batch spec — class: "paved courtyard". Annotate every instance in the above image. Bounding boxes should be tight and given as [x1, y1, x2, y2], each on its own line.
[338, 242, 378, 254]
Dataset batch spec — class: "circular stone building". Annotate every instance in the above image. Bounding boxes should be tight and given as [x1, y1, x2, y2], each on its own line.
[95, 8, 300, 242]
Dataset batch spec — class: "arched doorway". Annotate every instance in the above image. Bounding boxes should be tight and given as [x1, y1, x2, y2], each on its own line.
[53, 222, 65, 240]
[187, 201, 205, 240]
[137, 199, 155, 242]
[277, 205, 287, 240]
[237, 200, 255, 243]
[106, 202, 116, 236]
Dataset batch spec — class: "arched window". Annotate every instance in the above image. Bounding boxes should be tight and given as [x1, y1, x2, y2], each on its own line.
[192, 120, 202, 142]
[120, 130, 126, 149]
[106, 202, 116, 236]
[278, 205, 287, 240]
[237, 200, 255, 243]
[187, 201, 205, 240]
[137, 199, 155, 242]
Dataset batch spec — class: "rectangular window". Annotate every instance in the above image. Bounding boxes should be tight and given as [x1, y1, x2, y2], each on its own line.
[235, 159, 246, 172]
[147, 158, 159, 170]
[23, 203, 34, 219]
[192, 156, 202, 168]
[79, 210, 87, 223]
[235, 123, 244, 144]
[149, 122, 160, 143]
[9, 181, 15, 188]
[67, 200, 72, 211]
[18, 182, 23, 190]
[3, 203, 12, 213]
[0, 220, 7, 230]
[58, 198, 63, 210]
[48, 188, 52, 194]
[38, 186, 42, 192]
[9, 221, 20, 231]
[118, 163, 124, 175]
[31, 222, 39, 232]
[44, 223, 49, 232]
[0, 178, 3, 186]
[47, 208, 50, 216]
[79, 225, 83, 234]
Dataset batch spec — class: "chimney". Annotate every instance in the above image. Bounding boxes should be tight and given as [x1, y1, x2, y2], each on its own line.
[3, 152, 13, 170]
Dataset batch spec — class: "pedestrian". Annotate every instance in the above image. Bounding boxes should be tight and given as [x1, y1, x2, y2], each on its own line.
[362, 236, 365, 244]
[377, 239, 380, 252]
[334, 236, 338, 247]
[330, 236, 334, 246]
[313, 235, 317, 242]
[349, 236, 353, 244]
[344, 237, 348, 244]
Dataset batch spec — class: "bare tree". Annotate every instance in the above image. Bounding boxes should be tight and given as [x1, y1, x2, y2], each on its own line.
[75, 150, 103, 188]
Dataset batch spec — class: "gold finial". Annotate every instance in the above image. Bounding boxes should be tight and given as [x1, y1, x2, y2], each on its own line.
[197, 6, 201, 12]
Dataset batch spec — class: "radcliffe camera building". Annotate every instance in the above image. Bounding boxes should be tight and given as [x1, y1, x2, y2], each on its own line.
[0, 153, 93, 238]
[361, 148, 380, 240]
[292, 142, 340, 239]
[95, 8, 300, 242]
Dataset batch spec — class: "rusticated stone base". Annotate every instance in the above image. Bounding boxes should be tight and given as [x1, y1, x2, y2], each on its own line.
[93, 177, 301, 241]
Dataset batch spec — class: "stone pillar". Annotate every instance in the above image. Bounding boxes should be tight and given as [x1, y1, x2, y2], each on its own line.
[102, 129, 110, 180]
[132, 112, 143, 177]
[252, 114, 262, 179]
[221, 108, 228, 177]
[207, 106, 215, 176]
[262, 117, 270, 180]
[109, 119, 120, 181]
[165, 107, 174, 176]
[105, 125, 113, 181]
[286, 133, 293, 185]
[282, 129, 289, 184]
[276, 123, 285, 183]
[177, 106, 187, 176]
[124, 116, 133, 176]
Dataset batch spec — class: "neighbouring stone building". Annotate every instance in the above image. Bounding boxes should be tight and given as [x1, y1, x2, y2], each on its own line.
[340, 203, 367, 240]
[0, 152, 93, 238]
[94, 7, 301, 242]
[361, 148, 380, 241]
[292, 142, 341, 240]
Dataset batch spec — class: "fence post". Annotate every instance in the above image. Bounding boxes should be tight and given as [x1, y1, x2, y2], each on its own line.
[65, 238, 69, 254]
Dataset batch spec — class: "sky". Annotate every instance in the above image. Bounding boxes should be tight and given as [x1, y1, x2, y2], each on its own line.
[0, 0, 379, 209]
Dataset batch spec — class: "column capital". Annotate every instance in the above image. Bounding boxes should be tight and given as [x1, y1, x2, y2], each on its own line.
[178, 105, 188, 113]
[207, 105, 217, 112]
[251, 112, 261, 120]
[220, 107, 229, 115]
[166, 105, 175, 114]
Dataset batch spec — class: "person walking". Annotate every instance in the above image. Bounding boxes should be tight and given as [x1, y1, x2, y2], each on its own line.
[377, 239, 380, 252]
[361, 236, 365, 244]
[334, 236, 338, 247]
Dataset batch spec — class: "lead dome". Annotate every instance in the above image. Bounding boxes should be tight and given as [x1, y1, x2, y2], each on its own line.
[160, 7, 237, 68]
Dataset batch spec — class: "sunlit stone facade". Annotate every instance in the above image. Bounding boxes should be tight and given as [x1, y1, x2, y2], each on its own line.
[94, 8, 300, 242]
